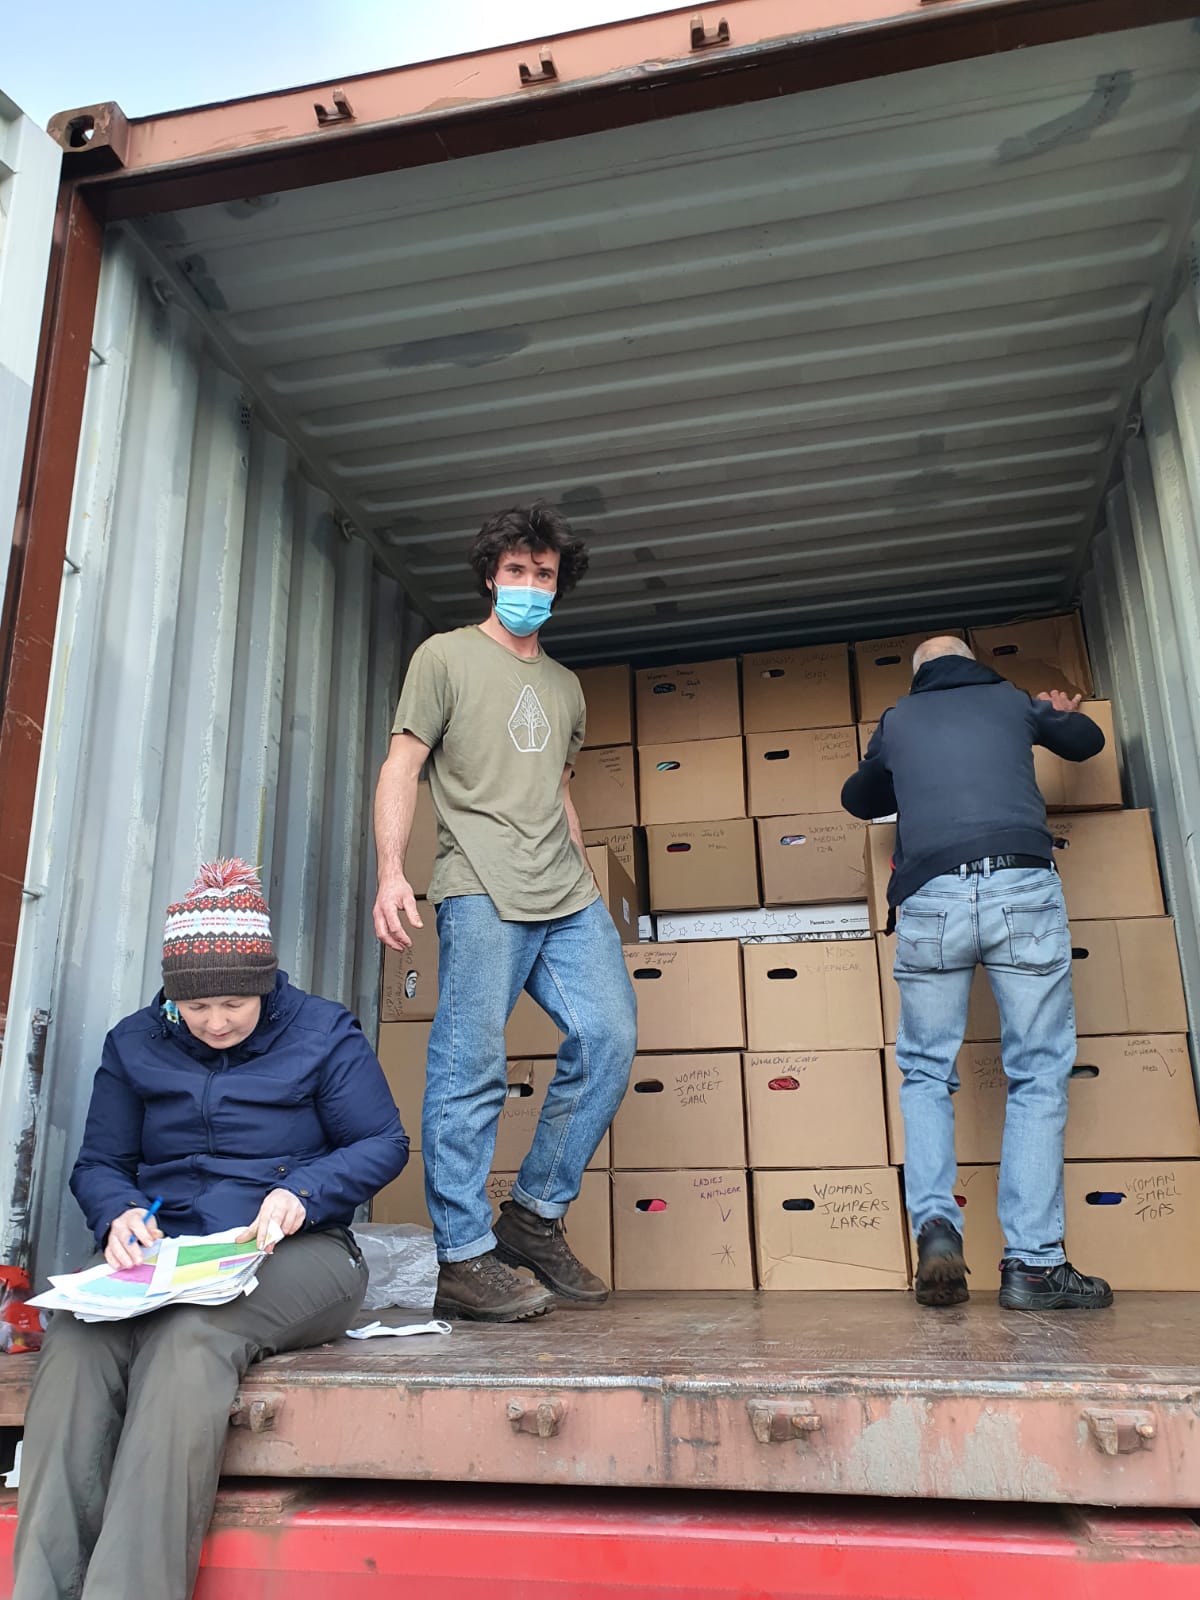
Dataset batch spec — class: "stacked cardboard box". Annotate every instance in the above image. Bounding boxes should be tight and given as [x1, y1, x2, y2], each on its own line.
[614, 929, 899, 1291]
[374, 612, 1199, 1297]
[613, 940, 755, 1289]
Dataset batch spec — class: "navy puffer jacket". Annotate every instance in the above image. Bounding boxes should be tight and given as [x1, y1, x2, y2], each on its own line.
[70, 972, 408, 1244]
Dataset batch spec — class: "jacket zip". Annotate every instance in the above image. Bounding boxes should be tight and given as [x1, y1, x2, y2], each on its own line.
[199, 1054, 227, 1157]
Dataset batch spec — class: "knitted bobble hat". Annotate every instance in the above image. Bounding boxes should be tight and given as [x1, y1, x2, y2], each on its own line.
[161, 858, 278, 1001]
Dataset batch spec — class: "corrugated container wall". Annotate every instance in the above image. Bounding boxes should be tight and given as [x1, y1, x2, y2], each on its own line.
[1084, 252, 1200, 1049]
[0, 231, 426, 1274]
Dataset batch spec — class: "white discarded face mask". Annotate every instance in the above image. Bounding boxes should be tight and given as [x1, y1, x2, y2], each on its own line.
[493, 583, 553, 637]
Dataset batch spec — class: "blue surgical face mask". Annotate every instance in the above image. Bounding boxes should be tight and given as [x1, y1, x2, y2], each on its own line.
[493, 583, 553, 638]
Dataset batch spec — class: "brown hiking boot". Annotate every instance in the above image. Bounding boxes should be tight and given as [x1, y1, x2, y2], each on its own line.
[493, 1199, 610, 1303]
[433, 1251, 554, 1323]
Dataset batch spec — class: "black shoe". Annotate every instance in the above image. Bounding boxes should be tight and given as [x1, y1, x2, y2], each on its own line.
[914, 1217, 969, 1307]
[493, 1199, 610, 1303]
[999, 1258, 1113, 1311]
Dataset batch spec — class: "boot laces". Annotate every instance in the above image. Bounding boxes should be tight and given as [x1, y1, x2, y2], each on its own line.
[468, 1252, 522, 1291]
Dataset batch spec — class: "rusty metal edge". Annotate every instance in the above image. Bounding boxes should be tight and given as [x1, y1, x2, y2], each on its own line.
[0, 183, 104, 1045]
[63, 0, 1200, 221]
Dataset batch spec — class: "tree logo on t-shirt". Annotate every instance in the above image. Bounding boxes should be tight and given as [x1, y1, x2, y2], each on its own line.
[508, 685, 552, 753]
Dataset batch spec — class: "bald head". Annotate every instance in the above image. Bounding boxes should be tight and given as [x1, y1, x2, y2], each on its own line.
[913, 635, 975, 673]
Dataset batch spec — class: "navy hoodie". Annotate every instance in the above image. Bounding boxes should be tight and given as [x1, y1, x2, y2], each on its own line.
[70, 972, 409, 1245]
[841, 656, 1105, 908]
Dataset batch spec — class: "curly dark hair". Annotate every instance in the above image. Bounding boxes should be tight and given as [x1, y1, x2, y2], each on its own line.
[468, 501, 590, 599]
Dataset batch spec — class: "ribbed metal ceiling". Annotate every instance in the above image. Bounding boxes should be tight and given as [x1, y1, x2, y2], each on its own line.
[136, 20, 1200, 664]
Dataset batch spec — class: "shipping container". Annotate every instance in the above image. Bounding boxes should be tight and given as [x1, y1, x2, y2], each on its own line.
[3, 0, 1200, 1534]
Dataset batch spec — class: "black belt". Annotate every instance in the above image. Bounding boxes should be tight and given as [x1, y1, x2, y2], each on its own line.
[957, 854, 1053, 874]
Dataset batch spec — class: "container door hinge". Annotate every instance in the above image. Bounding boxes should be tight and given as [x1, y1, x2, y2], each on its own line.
[518, 49, 558, 86]
[229, 1393, 284, 1432]
[507, 1397, 565, 1437]
[748, 1400, 823, 1445]
[315, 90, 355, 128]
[1083, 1409, 1157, 1456]
[691, 15, 731, 50]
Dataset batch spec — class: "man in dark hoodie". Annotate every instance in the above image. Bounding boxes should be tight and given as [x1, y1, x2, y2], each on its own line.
[842, 635, 1113, 1313]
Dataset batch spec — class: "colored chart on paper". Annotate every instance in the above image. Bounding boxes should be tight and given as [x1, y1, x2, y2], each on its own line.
[31, 1224, 282, 1323]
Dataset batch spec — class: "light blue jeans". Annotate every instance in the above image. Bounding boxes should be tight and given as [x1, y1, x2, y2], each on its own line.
[424, 894, 637, 1262]
[894, 865, 1074, 1266]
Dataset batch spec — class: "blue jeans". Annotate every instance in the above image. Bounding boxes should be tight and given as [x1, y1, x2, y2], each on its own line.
[424, 894, 637, 1262]
[894, 865, 1074, 1266]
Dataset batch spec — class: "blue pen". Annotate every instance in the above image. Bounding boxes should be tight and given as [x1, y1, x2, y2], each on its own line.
[128, 1196, 163, 1246]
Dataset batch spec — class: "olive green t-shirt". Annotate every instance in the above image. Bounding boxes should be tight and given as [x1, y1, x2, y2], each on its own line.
[393, 626, 598, 922]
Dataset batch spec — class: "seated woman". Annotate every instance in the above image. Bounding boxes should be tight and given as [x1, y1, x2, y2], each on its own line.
[13, 859, 408, 1600]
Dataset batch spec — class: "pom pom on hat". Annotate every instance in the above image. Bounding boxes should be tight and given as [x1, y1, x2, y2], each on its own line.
[187, 858, 265, 898]
[162, 857, 277, 1001]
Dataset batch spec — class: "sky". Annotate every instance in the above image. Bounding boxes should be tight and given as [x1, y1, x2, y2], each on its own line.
[5, 0, 655, 128]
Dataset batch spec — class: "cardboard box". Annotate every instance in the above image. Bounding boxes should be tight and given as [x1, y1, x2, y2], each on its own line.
[374, 1159, 614, 1283]
[488, 1169, 612, 1283]
[853, 630, 965, 722]
[744, 939, 883, 1051]
[744, 1050, 888, 1168]
[879, 917, 1188, 1047]
[741, 644, 852, 733]
[371, 1150, 428, 1226]
[1052, 811, 1163, 920]
[646, 820, 759, 913]
[586, 843, 639, 942]
[1068, 1036, 1200, 1160]
[969, 613, 1094, 699]
[571, 745, 638, 829]
[864, 824, 894, 933]
[405, 782, 439, 897]
[656, 904, 871, 942]
[379, 986, 561, 1064]
[577, 664, 634, 748]
[582, 825, 649, 914]
[377, 1020, 433, 1087]
[624, 941, 746, 1052]
[1069, 918, 1187, 1035]
[380, 921, 440, 1022]
[613, 1053, 746, 1170]
[1033, 701, 1121, 811]
[753, 1167, 909, 1291]
[1064, 1161, 1200, 1290]
[745, 727, 858, 818]
[506, 990, 564, 1057]
[758, 813, 866, 906]
[638, 737, 746, 825]
[492, 1059, 610, 1171]
[864, 809, 1157, 927]
[613, 1168, 754, 1290]
[925, 1167, 1005, 1292]
[857, 721, 879, 758]
[877, 934, 999, 1044]
[379, 1049, 608, 1167]
[636, 658, 742, 743]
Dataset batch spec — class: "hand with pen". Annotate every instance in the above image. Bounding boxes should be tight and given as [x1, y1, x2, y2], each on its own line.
[104, 1201, 164, 1271]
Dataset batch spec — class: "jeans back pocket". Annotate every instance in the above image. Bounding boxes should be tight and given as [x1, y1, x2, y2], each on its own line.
[895, 908, 947, 973]
[1004, 904, 1069, 974]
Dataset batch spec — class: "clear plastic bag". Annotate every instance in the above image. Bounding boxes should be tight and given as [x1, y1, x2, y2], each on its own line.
[351, 1223, 438, 1311]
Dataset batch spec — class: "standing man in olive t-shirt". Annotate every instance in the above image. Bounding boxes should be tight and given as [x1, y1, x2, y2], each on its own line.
[373, 502, 637, 1323]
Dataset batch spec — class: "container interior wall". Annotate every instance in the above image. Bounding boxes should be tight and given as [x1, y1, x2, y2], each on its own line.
[1083, 262, 1200, 1077]
[0, 229, 426, 1275]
